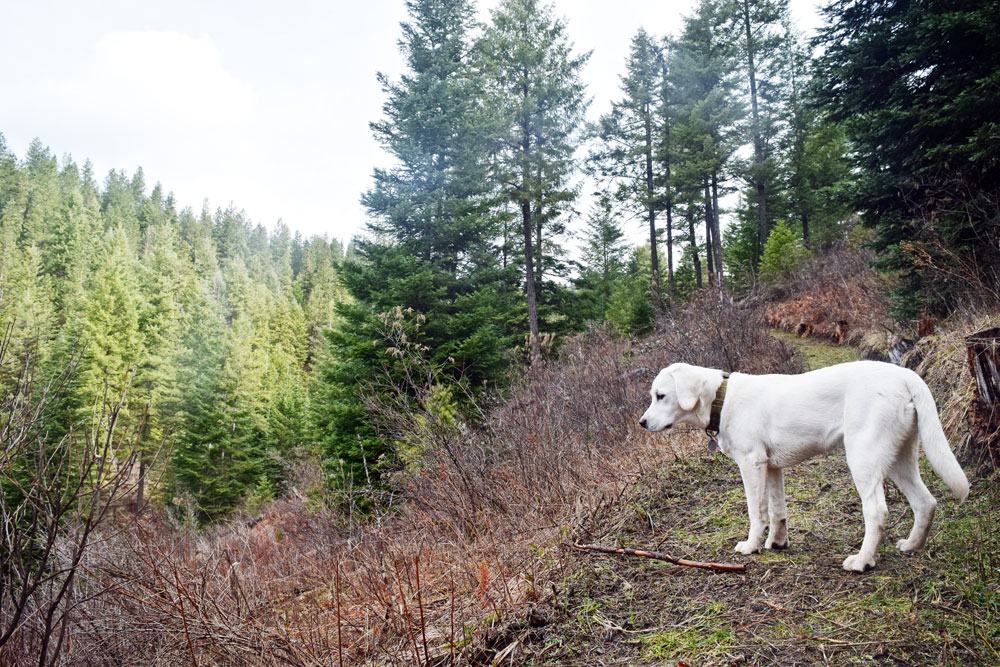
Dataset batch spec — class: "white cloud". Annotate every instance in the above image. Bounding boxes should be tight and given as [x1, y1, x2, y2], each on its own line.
[50, 30, 256, 132]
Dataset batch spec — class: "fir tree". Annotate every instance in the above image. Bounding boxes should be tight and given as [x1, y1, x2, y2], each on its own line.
[590, 29, 666, 306]
[479, 0, 590, 360]
[814, 0, 1000, 314]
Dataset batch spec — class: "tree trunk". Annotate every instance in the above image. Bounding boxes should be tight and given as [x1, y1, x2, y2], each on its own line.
[666, 201, 675, 307]
[534, 199, 543, 288]
[658, 53, 675, 306]
[687, 209, 702, 289]
[711, 170, 724, 286]
[801, 213, 810, 249]
[521, 199, 541, 362]
[643, 107, 661, 303]
[743, 0, 768, 261]
[704, 178, 715, 287]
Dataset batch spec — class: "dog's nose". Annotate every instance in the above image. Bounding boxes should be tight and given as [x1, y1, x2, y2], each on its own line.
[639, 418, 647, 429]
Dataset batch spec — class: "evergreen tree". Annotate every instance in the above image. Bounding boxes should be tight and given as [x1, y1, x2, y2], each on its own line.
[814, 0, 1000, 314]
[65, 227, 145, 433]
[590, 29, 666, 306]
[479, 0, 590, 360]
[782, 33, 853, 249]
[669, 0, 745, 287]
[101, 170, 141, 241]
[735, 0, 790, 259]
[575, 204, 629, 321]
[318, 0, 522, 483]
[759, 218, 810, 284]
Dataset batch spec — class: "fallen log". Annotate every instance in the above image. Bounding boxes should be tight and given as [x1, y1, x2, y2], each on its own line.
[568, 543, 746, 572]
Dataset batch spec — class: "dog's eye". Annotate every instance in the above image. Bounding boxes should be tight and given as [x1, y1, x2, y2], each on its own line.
[656, 393, 665, 401]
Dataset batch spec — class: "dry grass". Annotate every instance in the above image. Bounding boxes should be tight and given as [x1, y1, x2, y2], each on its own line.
[903, 311, 1000, 468]
[763, 244, 889, 346]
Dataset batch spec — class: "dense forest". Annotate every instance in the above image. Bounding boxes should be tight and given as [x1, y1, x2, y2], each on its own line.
[3, 0, 998, 522]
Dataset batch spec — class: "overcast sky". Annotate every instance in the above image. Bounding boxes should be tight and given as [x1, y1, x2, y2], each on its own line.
[0, 0, 824, 246]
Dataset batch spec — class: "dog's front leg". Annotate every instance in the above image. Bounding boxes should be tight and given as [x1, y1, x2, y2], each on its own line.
[735, 456, 768, 554]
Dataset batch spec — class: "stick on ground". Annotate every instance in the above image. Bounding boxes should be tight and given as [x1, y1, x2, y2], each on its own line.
[569, 543, 746, 572]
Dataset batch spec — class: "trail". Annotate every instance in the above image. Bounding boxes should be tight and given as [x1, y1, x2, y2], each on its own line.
[769, 329, 861, 370]
[510, 333, 995, 666]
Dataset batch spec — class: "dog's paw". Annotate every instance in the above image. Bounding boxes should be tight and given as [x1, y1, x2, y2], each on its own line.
[734, 540, 762, 555]
[896, 538, 921, 553]
[842, 553, 875, 572]
[765, 536, 789, 550]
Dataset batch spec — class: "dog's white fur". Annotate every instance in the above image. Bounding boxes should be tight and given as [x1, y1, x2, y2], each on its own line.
[639, 361, 969, 572]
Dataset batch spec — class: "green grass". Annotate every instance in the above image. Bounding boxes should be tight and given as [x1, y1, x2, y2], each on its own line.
[771, 328, 861, 370]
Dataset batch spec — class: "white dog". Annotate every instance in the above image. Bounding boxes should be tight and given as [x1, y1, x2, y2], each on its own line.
[639, 362, 969, 572]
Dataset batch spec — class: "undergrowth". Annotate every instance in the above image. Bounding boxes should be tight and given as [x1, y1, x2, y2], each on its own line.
[5, 282, 995, 665]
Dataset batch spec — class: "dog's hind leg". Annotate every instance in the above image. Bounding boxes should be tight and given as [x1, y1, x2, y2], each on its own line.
[889, 435, 937, 552]
[843, 445, 889, 572]
[764, 466, 788, 550]
[735, 456, 768, 555]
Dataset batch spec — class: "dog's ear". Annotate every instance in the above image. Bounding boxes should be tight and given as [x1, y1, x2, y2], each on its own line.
[672, 365, 707, 412]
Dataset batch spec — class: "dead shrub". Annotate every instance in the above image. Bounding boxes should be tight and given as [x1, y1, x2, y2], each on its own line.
[660, 290, 803, 375]
[763, 243, 889, 345]
[38, 298, 803, 665]
[903, 311, 1000, 469]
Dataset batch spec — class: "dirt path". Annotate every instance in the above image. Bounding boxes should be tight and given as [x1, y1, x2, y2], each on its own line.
[769, 330, 861, 370]
[511, 336, 998, 666]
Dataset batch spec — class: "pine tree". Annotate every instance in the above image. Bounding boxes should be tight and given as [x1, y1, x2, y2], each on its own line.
[590, 29, 666, 307]
[782, 33, 853, 249]
[101, 170, 142, 241]
[575, 205, 629, 320]
[480, 0, 589, 360]
[669, 0, 744, 287]
[22, 139, 60, 249]
[67, 227, 145, 432]
[814, 0, 1000, 314]
[735, 0, 790, 259]
[315, 0, 526, 485]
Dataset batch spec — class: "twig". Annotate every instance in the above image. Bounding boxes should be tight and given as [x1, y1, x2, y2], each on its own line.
[568, 543, 746, 572]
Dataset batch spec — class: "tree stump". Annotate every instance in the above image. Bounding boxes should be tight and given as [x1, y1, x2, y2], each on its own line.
[966, 327, 1000, 470]
[967, 327, 1000, 407]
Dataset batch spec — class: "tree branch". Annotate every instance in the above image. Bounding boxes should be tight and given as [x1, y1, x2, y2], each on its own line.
[568, 543, 746, 572]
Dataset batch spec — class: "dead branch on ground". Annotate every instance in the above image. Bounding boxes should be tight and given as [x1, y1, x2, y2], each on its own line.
[568, 543, 746, 572]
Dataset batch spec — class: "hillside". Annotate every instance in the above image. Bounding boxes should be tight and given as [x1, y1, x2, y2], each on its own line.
[3, 0, 1000, 662]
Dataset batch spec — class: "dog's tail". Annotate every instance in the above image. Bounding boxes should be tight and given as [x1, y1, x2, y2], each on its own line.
[907, 372, 969, 501]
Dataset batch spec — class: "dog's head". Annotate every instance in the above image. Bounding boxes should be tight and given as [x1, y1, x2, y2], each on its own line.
[639, 363, 713, 432]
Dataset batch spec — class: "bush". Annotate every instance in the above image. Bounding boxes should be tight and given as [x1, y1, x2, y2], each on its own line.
[759, 220, 811, 285]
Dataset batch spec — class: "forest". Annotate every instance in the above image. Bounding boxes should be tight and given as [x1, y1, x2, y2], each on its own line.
[1, 0, 999, 664]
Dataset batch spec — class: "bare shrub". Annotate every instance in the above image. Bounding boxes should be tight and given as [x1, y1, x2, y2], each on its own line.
[903, 311, 1000, 468]
[0, 329, 144, 667]
[762, 242, 889, 345]
[661, 290, 803, 375]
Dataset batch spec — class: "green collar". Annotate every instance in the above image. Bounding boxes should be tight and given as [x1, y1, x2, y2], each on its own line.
[706, 372, 730, 437]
